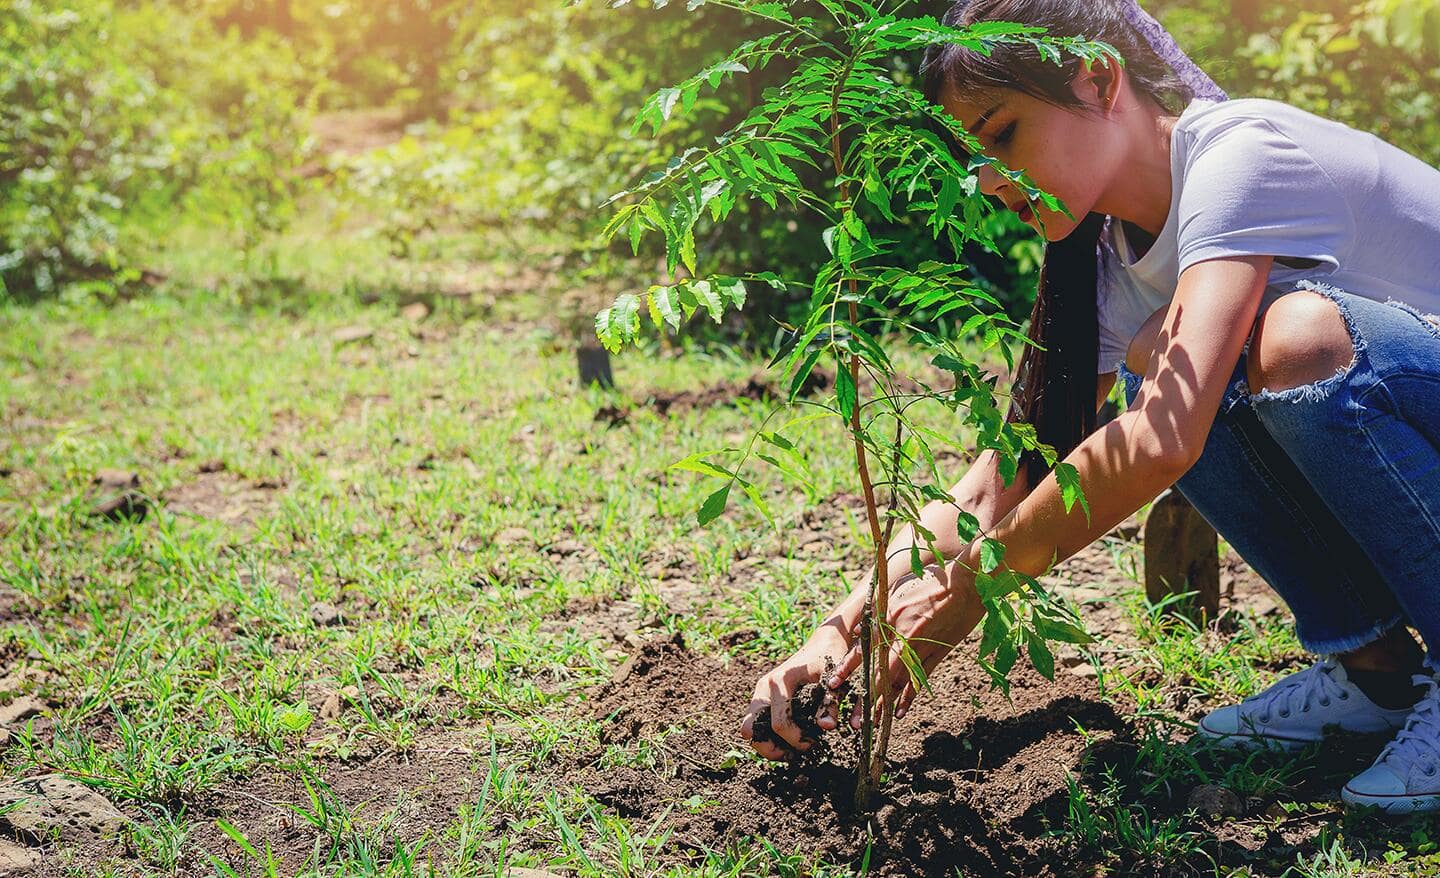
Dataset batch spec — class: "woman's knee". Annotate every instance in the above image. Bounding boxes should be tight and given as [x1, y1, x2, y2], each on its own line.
[1245, 290, 1356, 396]
[1124, 305, 1170, 377]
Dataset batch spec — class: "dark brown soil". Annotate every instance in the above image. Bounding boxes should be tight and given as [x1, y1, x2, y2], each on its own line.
[573, 632, 1137, 877]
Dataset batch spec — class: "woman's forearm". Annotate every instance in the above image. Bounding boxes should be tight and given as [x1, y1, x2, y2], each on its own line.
[809, 449, 1032, 645]
[806, 374, 1113, 651]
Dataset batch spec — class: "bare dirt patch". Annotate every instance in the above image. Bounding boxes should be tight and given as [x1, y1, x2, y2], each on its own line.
[162, 466, 283, 528]
[568, 626, 1376, 877]
[574, 632, 1129, 876]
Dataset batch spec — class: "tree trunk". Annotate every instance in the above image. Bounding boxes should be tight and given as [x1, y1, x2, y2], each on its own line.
[1143, 488, 1220, 622]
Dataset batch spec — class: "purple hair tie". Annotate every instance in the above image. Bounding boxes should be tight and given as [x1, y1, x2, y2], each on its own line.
[1119, 0, 1228, 102]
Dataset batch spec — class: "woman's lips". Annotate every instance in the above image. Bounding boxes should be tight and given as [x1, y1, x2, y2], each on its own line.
[1017, 203, 1034, 223]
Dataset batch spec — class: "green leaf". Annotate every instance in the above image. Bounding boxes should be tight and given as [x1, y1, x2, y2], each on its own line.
[689, 279, 725, 321]
[697, 484, 730, 526]
[739, 481, 774, 528]
[276, 702, 313, 733]
[897, 636, 933, 695]
[835, 361, 857, 422]
[979, 537, 1005, 573]
[956, 510, 980, 542]
[650, 284, 683, 331]
[909, 542, 924, 578]
[787, 346, 825, 403]
[670, 452, 735, 480]
[994, 639, 1019, 676]
[716, 277, 747, 310]
[1026, 629, 1055, 680]
[978, 605, 1008, 657]
[1054, 462, 1091, 525]
[1032, 615, 1094, 645]
[764, 435, 802, 461]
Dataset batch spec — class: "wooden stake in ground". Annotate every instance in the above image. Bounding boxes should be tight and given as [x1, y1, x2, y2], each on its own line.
[1143, 487, 1220, 621]
[576, 344, 615, 389]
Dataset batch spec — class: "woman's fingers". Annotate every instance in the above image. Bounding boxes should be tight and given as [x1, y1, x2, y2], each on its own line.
[739, 702, 791, 762]
[830, 640, 862, 690]
[738, 697, 762, 741]
[764, 677, 811, 753]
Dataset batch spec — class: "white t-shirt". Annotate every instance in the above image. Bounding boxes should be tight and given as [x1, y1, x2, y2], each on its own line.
[1096, 97, 1440, 375]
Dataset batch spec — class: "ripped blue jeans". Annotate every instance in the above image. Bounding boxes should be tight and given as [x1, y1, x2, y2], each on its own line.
[1117, 280, 1440, 662]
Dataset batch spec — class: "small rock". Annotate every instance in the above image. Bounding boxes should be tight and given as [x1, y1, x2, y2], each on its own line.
[0, 729, 10, 748]
[0, 697, 44, 728]
[1067, 663, 1098, 678]
[90, 491, 149, 522]
[400, 302, 430, 322]
[92, 469, 139, 489]
[1187, 784, 1243, 819]
[197, 459, 226, 474]
[309, 602, 345, 628]
[319, 692, 343, 720]
[0, 775, 128, 843]
[0, 839, 39, 872]
[493, 527, 531, 547]
[332, 326, 374, 345]
[547, 539, 586, 557]
[505, 869, 567, 878]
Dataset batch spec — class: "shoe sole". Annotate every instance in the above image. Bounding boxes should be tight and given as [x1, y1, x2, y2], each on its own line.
[1341, 787, 1440, 814]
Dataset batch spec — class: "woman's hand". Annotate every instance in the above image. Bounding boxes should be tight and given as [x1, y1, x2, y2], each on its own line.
[830, 558, 984, 726]
[738, 621, 850, 760]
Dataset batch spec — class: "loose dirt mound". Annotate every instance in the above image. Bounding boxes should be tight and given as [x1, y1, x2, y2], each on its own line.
[573, 633, 1134, 877]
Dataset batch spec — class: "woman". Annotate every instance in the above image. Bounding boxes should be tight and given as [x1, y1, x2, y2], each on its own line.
[739, 0, 1440, 813]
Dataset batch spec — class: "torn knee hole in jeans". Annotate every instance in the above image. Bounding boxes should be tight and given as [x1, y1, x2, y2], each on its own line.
[1247, 280, 1364, 406]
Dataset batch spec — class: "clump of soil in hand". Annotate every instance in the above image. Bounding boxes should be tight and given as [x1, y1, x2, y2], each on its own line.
[750, 681, 834, 756]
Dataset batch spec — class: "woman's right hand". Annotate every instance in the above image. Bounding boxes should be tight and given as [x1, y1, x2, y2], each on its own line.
[737, 623, 850, 760]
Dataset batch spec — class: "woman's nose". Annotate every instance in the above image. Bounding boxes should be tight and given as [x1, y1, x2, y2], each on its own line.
[977, 162, 1003, 198]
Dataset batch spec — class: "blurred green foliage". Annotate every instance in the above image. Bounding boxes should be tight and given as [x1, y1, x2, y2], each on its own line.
[3, 0, 1438, 320]
[0, 0, 308, 300]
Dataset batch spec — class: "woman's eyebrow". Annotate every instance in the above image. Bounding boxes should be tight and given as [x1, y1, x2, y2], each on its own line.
[968, 102, 1004, 136]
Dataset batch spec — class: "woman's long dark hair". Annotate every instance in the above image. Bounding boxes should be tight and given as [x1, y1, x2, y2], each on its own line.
[920, 0, 1194, 487]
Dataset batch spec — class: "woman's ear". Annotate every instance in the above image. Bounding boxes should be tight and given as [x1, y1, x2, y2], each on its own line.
[1069, 54, 1123, 114]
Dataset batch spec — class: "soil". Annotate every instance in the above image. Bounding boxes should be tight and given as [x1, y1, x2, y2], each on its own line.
[161, 464, 283, 528]
[575, 631, 1134, 877]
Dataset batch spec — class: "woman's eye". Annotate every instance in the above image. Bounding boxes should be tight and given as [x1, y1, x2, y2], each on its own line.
[994, 121, 1017, 146]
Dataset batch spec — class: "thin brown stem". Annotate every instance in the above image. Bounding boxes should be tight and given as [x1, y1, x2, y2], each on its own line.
[827, 43, 891, 805]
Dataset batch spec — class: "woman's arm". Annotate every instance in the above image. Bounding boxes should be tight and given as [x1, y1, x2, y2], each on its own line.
[832, 369, 1117, 629]
[974, 256, 1269, 578]
[841, 255, 1274, 714]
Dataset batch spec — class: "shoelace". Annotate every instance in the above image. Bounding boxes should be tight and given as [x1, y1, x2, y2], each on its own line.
[1243, 658, 1350, 724]
[1376, 675, 1440, 778]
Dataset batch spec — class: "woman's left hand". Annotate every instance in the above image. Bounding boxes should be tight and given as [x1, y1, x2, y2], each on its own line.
[827, 555, 986, 727]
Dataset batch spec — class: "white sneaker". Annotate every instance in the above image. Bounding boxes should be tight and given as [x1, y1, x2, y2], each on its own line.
[1343, 673, 1440, 813]
[1196, 658, 1412, 750]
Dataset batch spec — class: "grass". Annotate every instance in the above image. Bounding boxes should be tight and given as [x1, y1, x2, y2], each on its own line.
[4, 227, 1440, 876]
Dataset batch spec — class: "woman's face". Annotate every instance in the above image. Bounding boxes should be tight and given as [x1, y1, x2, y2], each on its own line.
[938, 78, 1127, 242]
